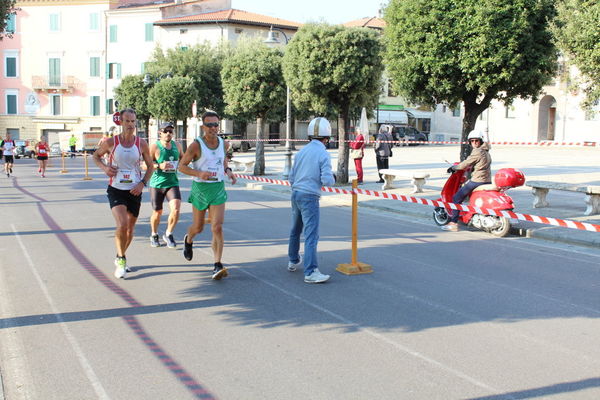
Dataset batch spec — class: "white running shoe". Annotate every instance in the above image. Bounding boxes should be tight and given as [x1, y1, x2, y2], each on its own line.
[163, 233, 176, 249]
[114, 257, 127, 279]
[150, 234, 160, 247]
[304, 268, 330, 284]
[287, 255, 302, 272]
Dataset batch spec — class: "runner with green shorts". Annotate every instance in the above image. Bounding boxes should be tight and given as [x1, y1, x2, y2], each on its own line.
[178, 111, 236, 280]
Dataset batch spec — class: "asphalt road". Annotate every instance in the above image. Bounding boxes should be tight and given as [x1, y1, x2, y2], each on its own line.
[1, 160, 600, 399]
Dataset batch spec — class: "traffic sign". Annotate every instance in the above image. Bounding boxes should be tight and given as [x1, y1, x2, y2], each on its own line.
[113, 111, 121, 126]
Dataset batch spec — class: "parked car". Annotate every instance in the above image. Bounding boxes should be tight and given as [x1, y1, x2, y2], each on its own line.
[50, 142, 62, 157]
[219, 133, 253, 152]
[14, 140, 36, 159]
[381, 124, 429, 146]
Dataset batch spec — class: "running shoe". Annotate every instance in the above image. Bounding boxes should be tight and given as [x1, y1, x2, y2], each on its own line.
[287, 255, 302, 272]
[183, 234, 193, 261]
[150, 234, 160, 247]
[212, 262, 228, 280]
[163, 233, 176, 249]
[304, 268, 330, 284]
[114, 257, 127, 279]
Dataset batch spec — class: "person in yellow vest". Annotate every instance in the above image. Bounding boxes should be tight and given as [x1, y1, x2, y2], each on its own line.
[69, 134, 77, 158]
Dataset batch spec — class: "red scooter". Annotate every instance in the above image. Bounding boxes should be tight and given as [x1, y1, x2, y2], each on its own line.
[433, 166, 525, 237]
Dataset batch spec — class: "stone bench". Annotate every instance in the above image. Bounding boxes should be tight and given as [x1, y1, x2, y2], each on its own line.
[526, 180, 600, 216]
[378, 169, 430, 193]
[229, 159, 255, 173]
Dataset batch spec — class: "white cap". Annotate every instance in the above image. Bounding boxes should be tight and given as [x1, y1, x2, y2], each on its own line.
[307, 117, 331, 138]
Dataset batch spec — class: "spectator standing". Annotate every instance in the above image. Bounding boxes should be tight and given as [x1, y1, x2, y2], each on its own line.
[287, 117, 336, 284]
[69, 134, 77, 158]
[350, 130, 366, 184]
[374, 125, 393, 183]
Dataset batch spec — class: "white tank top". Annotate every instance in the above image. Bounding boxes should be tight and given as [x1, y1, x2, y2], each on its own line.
[192, 136, 225, 183]
[109, 135, 142, 190]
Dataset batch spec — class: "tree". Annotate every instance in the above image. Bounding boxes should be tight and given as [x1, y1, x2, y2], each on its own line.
[282, 24, 384, 184]
[147, 76, 198, 148]
[384, 0, 558, 160]
[221, 40, 286, 175]
[553, 0, 600, 109]
[146, 43, 226, 146]
[113, 75, 152, 136]
[1, 0, 17, 40]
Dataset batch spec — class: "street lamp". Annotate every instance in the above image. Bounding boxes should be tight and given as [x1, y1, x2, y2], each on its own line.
[264, 27, 292, 179]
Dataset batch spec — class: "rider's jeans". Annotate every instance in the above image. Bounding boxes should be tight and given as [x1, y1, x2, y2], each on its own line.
[450, 180, 490, 223]
[288, 190, 320, 276]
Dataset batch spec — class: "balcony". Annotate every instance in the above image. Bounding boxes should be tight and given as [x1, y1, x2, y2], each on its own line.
[32, 75, 78, 93]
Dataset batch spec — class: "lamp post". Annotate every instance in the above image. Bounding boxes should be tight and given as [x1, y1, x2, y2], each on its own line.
[264, 27, 292, 179]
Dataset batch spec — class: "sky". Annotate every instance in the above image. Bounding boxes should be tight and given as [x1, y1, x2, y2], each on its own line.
[232, 0, 385, 25]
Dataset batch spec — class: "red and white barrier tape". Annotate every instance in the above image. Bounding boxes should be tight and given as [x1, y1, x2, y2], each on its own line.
[235, 174, 600, 233]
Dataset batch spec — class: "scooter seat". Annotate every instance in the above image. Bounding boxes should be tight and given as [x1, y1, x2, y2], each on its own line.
[473, 184, 498, 192]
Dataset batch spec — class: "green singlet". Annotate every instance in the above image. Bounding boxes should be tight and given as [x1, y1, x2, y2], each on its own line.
[149, 141, 180, 189]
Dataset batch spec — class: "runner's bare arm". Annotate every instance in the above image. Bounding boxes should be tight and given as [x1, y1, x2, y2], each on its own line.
[93, 138, 117, 177]
[178, 141, 210, 180]
[223, 140, 236, 185]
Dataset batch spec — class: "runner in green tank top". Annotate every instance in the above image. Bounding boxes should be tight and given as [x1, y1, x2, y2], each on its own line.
[148, 122, 184, 249]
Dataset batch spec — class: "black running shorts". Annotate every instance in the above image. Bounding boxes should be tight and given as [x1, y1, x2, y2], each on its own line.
[149, 186, 181, 211]
[106, 186, 142, 218]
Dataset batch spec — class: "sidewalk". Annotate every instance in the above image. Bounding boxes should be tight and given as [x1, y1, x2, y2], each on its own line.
[233, 144, 600, 248]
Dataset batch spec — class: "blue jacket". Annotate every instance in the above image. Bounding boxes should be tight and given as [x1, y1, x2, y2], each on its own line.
[289, 140, 335, 196]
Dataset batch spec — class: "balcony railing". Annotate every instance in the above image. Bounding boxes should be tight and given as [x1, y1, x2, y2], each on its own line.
[32, 75, 76, 93]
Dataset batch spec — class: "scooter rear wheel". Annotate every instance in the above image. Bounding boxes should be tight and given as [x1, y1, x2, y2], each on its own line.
[433, 207, 450, 226]
[488, 216, 511, 237]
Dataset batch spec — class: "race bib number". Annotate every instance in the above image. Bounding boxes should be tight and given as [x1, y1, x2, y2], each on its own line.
[116, 169, 133, 184]
[39, 149, 47, 154]
[206, 166, 219, 181]
[163, 160, 178, 173]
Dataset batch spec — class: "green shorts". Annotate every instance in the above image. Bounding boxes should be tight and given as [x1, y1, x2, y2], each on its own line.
[188, 181, 228, 211]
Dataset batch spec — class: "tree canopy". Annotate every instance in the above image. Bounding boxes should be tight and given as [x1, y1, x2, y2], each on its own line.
[147, 43, 225, 116]
[1, 0, 17, 40]
[147, 76, 198, 141]
[221, 40, 286, 175]
[553, 0, 600, 109]
[113, 74, 152, 132]
[282, 23, 384, 183]
[384, 0, 558, 159]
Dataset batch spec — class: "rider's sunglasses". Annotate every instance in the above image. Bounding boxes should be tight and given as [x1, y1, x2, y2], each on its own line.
[163, 129, 174, 134]
[203, 122, 219, 128]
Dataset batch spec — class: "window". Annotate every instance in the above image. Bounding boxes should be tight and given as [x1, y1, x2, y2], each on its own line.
[50, 94, 61, 115]
[49, 14, 60, 32]
[235, 28, 243, 34]
[505, 105, 516, 119]
[6, 13, 16, 33]
[179, 28, 187, 34]
[584, 101, 600, 121]
[180, 46, 188, 51]
[90, 96, 100, 116]
[140, 62, 148, 74]
[107, 63, 121, 79]
[5, 91, 18, 114]
[109, 25, 117, 42]
[106, 99, 114, 114]
[5, 54, 17, 77]
[89, 13, 99, 31]
[145, 23, 153, 41]
[49, 58, 61, 86]
[90, 57, 100, 77]
[452, 104, 461, 117]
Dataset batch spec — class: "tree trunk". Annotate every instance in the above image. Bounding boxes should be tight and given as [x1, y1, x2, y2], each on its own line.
[254, 117, 265, 175]
[335, 106, 350, 184]
[460, 92, 493, 161]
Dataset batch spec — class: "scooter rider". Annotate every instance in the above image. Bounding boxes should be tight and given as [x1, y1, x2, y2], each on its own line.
[442, 129, 492, 232]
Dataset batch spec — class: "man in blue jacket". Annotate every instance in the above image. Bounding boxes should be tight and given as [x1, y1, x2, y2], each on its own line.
[287, 117, 336, 283]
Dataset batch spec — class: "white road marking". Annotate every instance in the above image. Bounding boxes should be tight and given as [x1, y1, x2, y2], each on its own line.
[11, 224, 111, 400]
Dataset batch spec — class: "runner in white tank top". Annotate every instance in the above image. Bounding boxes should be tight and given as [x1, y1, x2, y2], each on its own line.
[92, 109, 154, 279]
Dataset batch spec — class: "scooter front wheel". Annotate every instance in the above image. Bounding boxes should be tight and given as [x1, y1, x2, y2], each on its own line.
[488, 216, 511, 237]
[433, 207, 450, 226]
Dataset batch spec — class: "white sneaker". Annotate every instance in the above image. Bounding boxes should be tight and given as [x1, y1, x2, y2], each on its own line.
[304, 268, 330, 284]
[288, 255, 302, 272]
[114, 257, 127, 279]
[163, 233, 176, 249]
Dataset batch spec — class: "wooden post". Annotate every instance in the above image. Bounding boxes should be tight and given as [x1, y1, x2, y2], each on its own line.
[60, 152, 68, 174]
[83, 152, 92, 180]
